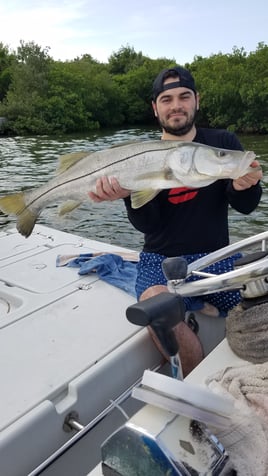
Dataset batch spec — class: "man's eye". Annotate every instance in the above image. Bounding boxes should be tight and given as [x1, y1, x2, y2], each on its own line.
[218, 150, 226, 157]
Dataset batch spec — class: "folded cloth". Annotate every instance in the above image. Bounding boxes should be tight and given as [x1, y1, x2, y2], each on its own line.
[57, 252, 138, 297]
[226, 302, 268, 363]
[206, 362, 268, 476]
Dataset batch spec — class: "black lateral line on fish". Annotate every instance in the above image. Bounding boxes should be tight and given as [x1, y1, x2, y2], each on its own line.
[17, 145, 178, 213]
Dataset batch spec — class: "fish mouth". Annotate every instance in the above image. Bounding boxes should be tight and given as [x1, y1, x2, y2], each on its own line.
[246, 150, 257, 161]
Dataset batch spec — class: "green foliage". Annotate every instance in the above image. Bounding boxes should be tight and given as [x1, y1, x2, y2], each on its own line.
[0, 41, 267, 135]
[114, 58, 176, 124]
[108, 45, 147, 74]
[0, 42, 15, 101]
[190, 43, 268, 133]
[192, 51, 245, 128]
[0, 41, 52, 134]
[238, 43, 268, 132]
[41, 61, 99, 133]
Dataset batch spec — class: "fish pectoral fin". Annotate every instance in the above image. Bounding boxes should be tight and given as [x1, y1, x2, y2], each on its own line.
[136, 169, 175, 180]
[58, 200, 82, 216]
[0, 192, 37, 238]
[130, 189, 160, 208]
[57, 151, 91, 174]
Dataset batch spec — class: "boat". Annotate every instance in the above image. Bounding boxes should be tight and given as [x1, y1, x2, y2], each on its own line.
[1, 224, 268, 476]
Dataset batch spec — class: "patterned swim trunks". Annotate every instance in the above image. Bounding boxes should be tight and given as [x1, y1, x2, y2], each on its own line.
[136, 251, 242, 317]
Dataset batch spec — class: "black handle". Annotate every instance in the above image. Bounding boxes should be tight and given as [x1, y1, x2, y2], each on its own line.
[161, 257, 188, 281]
[126, 292, 185, 356]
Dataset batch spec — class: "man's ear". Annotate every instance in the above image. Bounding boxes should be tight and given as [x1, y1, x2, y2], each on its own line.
[196, 92, 200, 111]
[152, 101, 158, 117]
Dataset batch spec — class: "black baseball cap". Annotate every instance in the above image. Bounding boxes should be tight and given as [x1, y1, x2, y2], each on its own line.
[152, 66, 196, 101]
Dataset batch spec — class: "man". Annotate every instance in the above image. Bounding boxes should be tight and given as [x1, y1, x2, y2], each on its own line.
[89, 66, 262, 374]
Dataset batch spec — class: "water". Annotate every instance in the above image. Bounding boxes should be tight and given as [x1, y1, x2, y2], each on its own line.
[0, 127, 267, 251]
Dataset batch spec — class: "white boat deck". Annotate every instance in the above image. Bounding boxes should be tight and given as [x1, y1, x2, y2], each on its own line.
[0, 225, 162, 476]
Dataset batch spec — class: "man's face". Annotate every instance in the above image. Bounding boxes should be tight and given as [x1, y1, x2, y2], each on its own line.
[152, 77, 199, 136]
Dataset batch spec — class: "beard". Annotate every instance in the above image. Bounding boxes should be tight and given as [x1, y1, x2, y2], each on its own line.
[157, 106, 198, 137]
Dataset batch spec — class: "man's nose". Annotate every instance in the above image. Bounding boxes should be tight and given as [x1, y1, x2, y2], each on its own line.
[170, 98, 183, 109]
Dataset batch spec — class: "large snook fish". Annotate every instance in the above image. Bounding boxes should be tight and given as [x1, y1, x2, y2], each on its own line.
[0, 140, 257, 238]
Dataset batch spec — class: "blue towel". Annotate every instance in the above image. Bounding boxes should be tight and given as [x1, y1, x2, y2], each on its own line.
[57, 253, 137, 297]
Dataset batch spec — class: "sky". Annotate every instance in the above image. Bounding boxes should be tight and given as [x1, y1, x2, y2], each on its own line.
[1, 0, 267, 64]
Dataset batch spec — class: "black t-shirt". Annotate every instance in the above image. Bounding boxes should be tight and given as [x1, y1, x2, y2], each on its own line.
[123, 128, 262, 256]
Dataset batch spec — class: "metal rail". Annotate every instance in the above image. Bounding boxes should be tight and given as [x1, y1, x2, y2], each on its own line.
[173, 231, 268, 296]
[28, 364, 162, 476]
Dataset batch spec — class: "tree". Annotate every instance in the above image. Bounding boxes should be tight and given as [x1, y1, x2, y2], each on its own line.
[0, 42, 14, 101]
[113, 57, 177, 124]
[108, 45, 146, 74]
[0, 42, 267, 134]
[191, 44, 268, 132]
[238, 43, 268, 132]
[0, 41, 52, 133]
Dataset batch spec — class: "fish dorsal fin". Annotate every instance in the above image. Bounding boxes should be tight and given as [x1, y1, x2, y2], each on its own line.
[58, 200, 82, 216]
[57, 151, 90, 174]
[130, 189, 160, 209]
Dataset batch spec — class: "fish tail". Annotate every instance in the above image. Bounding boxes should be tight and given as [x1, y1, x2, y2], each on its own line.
[0, 192, 37, 238]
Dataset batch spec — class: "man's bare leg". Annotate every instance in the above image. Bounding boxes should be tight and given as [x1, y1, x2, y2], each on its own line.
[140, 285, 204, 377]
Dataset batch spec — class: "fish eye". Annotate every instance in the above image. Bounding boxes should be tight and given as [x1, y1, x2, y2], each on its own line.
[218, 150, 226, 157]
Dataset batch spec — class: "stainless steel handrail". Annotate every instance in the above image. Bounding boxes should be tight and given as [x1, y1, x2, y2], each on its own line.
[187, 231, 268, 274]
[168, 231, 268, 297]
[178, 256, 268, 296]
[28, 364, 162, 476]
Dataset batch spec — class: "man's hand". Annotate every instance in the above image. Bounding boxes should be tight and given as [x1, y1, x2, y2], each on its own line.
[88, 176, 130, 202]
[233, 160, 263, 191]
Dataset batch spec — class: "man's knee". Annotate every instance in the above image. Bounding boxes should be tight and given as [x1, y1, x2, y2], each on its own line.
[139, 284, 168, 301]
[139, 286, 204, 376]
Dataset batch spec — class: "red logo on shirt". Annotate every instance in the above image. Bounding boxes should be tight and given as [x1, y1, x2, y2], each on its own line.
[168, 187, 198, 204]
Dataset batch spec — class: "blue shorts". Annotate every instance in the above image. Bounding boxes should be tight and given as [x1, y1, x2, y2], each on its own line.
[136, 251, 242, 317]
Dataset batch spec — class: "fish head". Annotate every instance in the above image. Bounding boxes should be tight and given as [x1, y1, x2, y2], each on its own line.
[192, 145, 257, 179]
[168, 142, 257, 183]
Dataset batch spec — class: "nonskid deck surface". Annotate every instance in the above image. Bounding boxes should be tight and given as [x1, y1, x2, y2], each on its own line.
[0, 225, 162, 476]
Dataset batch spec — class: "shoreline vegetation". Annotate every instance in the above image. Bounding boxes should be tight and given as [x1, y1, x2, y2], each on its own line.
[0, 41, 267, 136]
